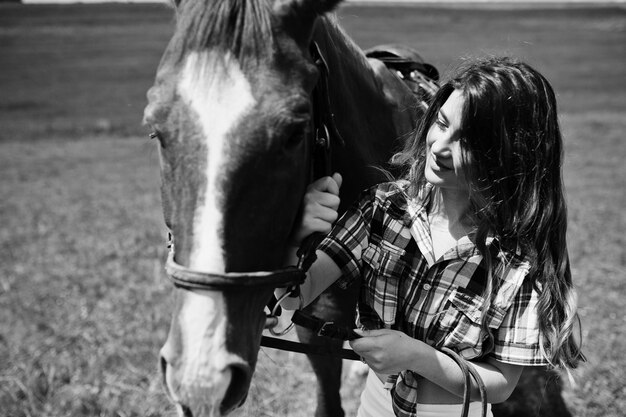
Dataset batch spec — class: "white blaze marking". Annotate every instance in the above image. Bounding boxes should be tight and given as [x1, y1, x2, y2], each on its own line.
[178, 51, 256, 273]
[179, 291, 238, 388]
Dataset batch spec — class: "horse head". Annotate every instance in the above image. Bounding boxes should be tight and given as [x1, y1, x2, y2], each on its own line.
[143, 0, 348, 415]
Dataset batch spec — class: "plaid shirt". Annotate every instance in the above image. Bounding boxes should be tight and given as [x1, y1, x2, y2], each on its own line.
[318, 181, 549, 416]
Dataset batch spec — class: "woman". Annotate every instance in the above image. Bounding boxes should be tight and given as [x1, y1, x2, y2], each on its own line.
[280, 57, 583, 417]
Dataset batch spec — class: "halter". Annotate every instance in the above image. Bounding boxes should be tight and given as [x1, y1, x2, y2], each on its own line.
[160, 42, 359, 360]
[162, 41, 337, 293]
[165, 250, 306, 291]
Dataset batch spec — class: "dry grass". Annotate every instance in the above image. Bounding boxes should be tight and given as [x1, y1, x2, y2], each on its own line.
[1, 3, 624, 416]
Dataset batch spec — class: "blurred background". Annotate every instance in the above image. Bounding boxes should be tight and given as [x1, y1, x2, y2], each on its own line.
[0, 1, 624, 416]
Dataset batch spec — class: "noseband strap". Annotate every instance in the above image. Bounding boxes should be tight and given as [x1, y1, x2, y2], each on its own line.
[165, 252, 306, 291]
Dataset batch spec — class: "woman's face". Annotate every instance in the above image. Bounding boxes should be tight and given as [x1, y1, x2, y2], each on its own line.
[424, 89, 469, 194]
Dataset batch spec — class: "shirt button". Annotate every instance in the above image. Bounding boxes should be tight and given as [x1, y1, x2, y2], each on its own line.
[423, 283, 432, 291]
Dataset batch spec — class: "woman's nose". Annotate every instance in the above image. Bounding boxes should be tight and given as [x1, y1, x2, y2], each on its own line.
[430, 136, 452, 158]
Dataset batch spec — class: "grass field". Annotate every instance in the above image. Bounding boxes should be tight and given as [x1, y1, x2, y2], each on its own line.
[1, 2, 625, 417]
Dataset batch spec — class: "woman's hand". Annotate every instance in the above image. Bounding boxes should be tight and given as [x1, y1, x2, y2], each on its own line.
[351, 329, 525, 404]
[349, 328, 425, 375]
[290, 172, 342, 246]
[279, 173, 343, 309]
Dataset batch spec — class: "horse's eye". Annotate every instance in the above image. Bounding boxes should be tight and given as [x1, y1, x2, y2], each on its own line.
[149, 130, 165, 148]
[284, 126, 307, 151]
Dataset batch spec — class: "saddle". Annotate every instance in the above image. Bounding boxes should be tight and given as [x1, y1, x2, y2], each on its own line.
[365, 43, 440, 110]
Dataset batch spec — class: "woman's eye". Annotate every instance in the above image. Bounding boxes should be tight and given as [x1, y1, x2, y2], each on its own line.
[435, 119, 446, 129]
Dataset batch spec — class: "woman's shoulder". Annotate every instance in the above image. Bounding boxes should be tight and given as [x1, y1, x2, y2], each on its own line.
[486, 240, 541, 309]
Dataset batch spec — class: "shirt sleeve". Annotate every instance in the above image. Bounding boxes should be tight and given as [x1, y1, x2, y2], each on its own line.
[491, 279, 550, 366]
[316, 186, 376, 289]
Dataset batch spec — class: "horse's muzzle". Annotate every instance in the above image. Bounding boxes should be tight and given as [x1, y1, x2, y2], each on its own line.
[160, 351, 251, 417]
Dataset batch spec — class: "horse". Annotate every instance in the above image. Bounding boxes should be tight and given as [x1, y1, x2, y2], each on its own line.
[144, 1, 572, 416]
[143, 0, 419, 415]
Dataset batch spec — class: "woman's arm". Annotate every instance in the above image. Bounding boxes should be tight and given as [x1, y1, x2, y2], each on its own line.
[415, 345, 523, 403]
[279, 250, 343, 309]
[350, 329, 524, 403]
[277, 173, 344, 309]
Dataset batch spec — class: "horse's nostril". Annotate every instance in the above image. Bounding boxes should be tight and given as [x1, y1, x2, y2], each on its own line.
[220, 364, 251, 415]
[180, 404, 193, 417]
[159, 356, 170, 394]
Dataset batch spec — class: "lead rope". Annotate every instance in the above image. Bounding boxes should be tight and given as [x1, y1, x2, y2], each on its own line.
[260, 231, 360, 359]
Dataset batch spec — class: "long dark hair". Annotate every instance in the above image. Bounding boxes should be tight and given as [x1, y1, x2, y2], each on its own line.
[393, 56, 583, 370]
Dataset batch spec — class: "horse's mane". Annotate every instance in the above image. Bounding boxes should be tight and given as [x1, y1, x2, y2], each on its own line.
[317, 15, 372, 73]
[176, 0, 273, 64]
[314, 14, 400, 138]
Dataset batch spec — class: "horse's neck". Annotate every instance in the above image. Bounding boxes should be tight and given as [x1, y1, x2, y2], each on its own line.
[312, 16, 414, 203]
[314, 17, 378, 95]
[313, 17, 394, 139]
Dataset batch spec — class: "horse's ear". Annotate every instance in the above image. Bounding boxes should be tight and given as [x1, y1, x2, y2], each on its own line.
[300, 0, 344, 14]
[274, 0, 344, 43]
[275, 0, 344, 15]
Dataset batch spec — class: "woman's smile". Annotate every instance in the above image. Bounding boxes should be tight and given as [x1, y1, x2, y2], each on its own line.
[429, 153, 454, 171]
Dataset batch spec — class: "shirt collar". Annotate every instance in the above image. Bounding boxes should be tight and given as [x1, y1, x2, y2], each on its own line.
[406, 183, 481, 266]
